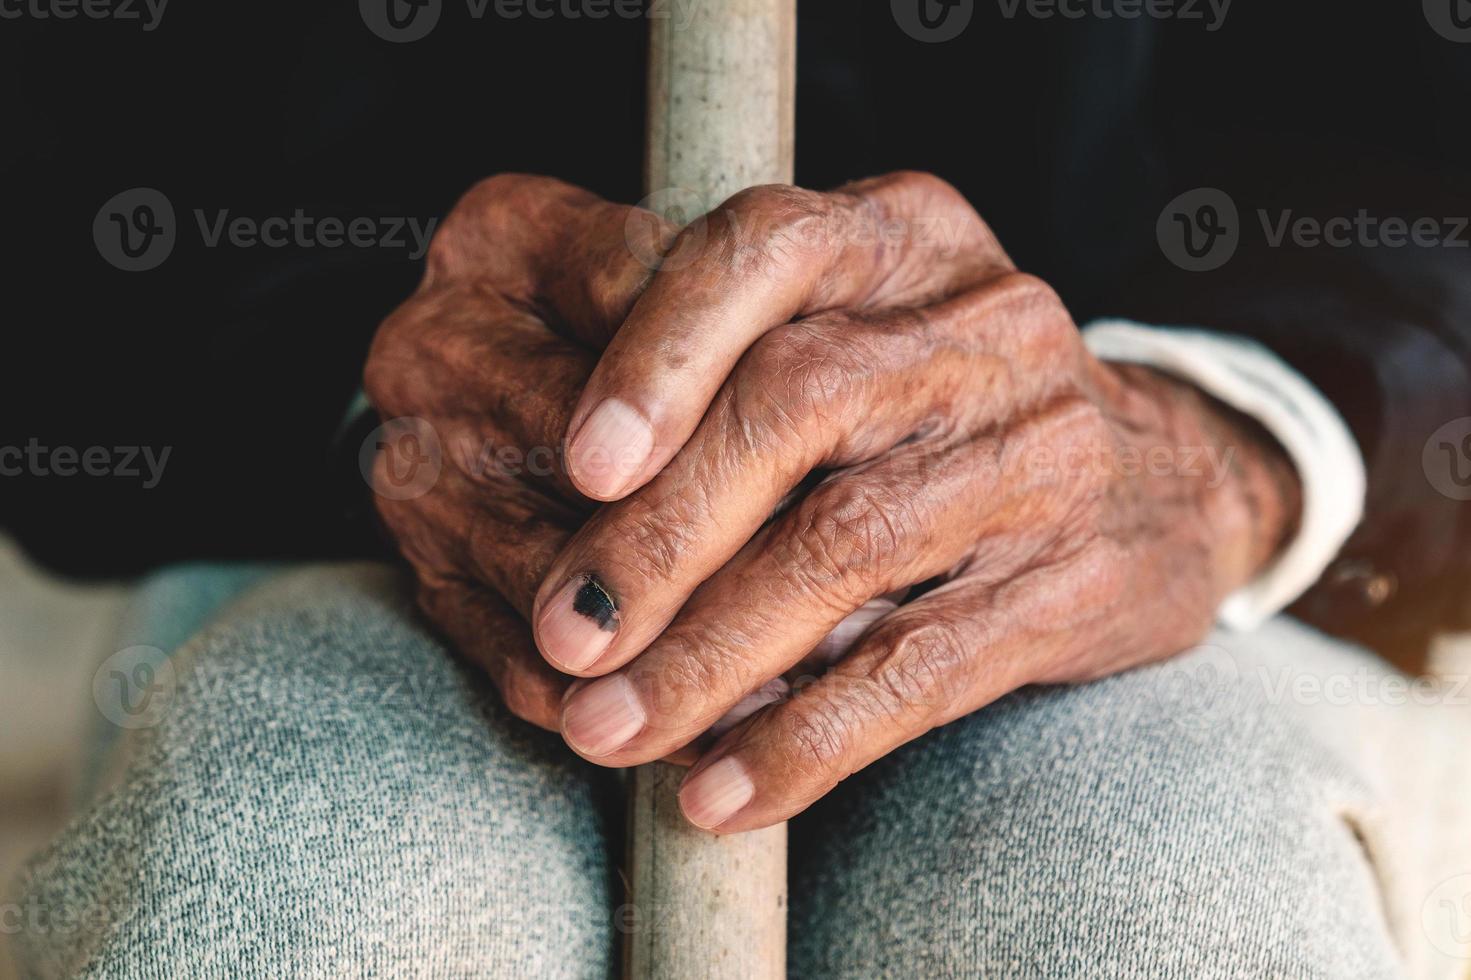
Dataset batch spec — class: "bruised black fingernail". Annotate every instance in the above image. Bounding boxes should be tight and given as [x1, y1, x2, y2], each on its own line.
[539, 573, 620, 670]
[572, 574, 619, 631]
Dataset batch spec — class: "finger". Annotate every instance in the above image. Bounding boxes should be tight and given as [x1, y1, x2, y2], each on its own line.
[802, 597, 899, 671]
[554, 382, 1109, 765]
[463, 480, 580, 620]
[533, 275, 1066, 675]
[375, 452, 577, 619]
[531, 305, 958, 674]
[425, 173, 670, 346]
[708, 678, 790, 740]
[553, 439, 998, 765]
[368, 175, 678, 503]
[421, 580, 571, 731]
[562, 171, 1010, 500]
[367, 290, 597, 501]
[708, 598, 897, 744]
[380, 460, 580, 731]
[677, 544, 1125, 832]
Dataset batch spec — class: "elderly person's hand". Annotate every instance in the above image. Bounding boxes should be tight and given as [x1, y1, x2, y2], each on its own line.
[527, 172, 1302, 832]
[362, 174, 895, 739]
[366, 172, 1301, 833]
[363, 175, 656, 729]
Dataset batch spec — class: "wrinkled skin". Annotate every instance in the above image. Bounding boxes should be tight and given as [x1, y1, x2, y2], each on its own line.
[366, 172, 1301, 832]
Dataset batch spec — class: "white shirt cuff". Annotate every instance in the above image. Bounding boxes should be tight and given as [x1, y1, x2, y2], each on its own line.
[1082, 319, 1366, 631]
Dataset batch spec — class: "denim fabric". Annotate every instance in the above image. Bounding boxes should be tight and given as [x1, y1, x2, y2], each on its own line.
[14, 564, 1471, 979]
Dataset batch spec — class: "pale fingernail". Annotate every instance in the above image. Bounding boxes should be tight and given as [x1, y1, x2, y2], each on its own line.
[568, 397, 655, 498]
[538, 574, 619, 671]
[562, 674, 645, 757]
[679, 757, 755, 830]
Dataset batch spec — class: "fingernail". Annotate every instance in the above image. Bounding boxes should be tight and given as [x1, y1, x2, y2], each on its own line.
[568, 397, 655, 498]
[562, 674, 645, 757]
[679, 757, 755, 830]
[538, 574, 619, 671]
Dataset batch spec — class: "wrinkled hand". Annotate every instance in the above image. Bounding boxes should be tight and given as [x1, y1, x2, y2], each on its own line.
[362, 174, 924, 739]
[521, 172, 1302, 832]
[364, 175, 662, 729]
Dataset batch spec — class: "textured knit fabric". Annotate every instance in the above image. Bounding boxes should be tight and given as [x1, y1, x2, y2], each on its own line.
[80, 562, 280, 800]
[13, 564, 1471, 979]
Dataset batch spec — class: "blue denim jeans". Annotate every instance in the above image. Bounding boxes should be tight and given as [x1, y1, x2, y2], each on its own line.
[14, 564, 1471, 978]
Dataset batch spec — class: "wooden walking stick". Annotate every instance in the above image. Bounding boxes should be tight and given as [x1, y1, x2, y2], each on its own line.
[624, 2, 795, 978]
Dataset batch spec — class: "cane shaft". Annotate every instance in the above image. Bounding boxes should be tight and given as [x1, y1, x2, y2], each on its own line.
[626, 4, 795, 978]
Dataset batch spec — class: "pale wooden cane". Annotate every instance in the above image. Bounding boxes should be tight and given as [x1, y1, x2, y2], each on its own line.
[624, 3, 795, 978]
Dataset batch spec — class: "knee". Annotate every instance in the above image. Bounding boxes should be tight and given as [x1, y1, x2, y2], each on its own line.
[791, 632, 1399, 978]
[20, 565, 618, 979]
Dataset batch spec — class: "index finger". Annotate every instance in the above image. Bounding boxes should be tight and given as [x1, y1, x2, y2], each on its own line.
[561, 171, 1008, 501]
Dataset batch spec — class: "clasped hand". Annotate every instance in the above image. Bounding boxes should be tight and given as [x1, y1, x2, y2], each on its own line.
[365, 172, 1299, 832]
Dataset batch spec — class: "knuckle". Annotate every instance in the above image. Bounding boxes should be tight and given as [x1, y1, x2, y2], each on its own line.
[841, 170, 1002, 266]
[867, 617, 974, 715]
[785, 481, 915, 602]
[992, 271, 1072, 341]
[741, 323, 858, 425]
[611, 504, 702, 586]
[714, 184, 833, 273]
[865, 170, 968, 213]
[362, 349, 398, 414]
[363, 306, 429, 414]
[996, 269, 1064, 312]
[499, 672, 553, 727]
[430, 173, 581, 277]
[460, 172, 571, 218]
[782, 703, 853, 780]
[585, 214, 658, 316]
[640, 628, 747, 719]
